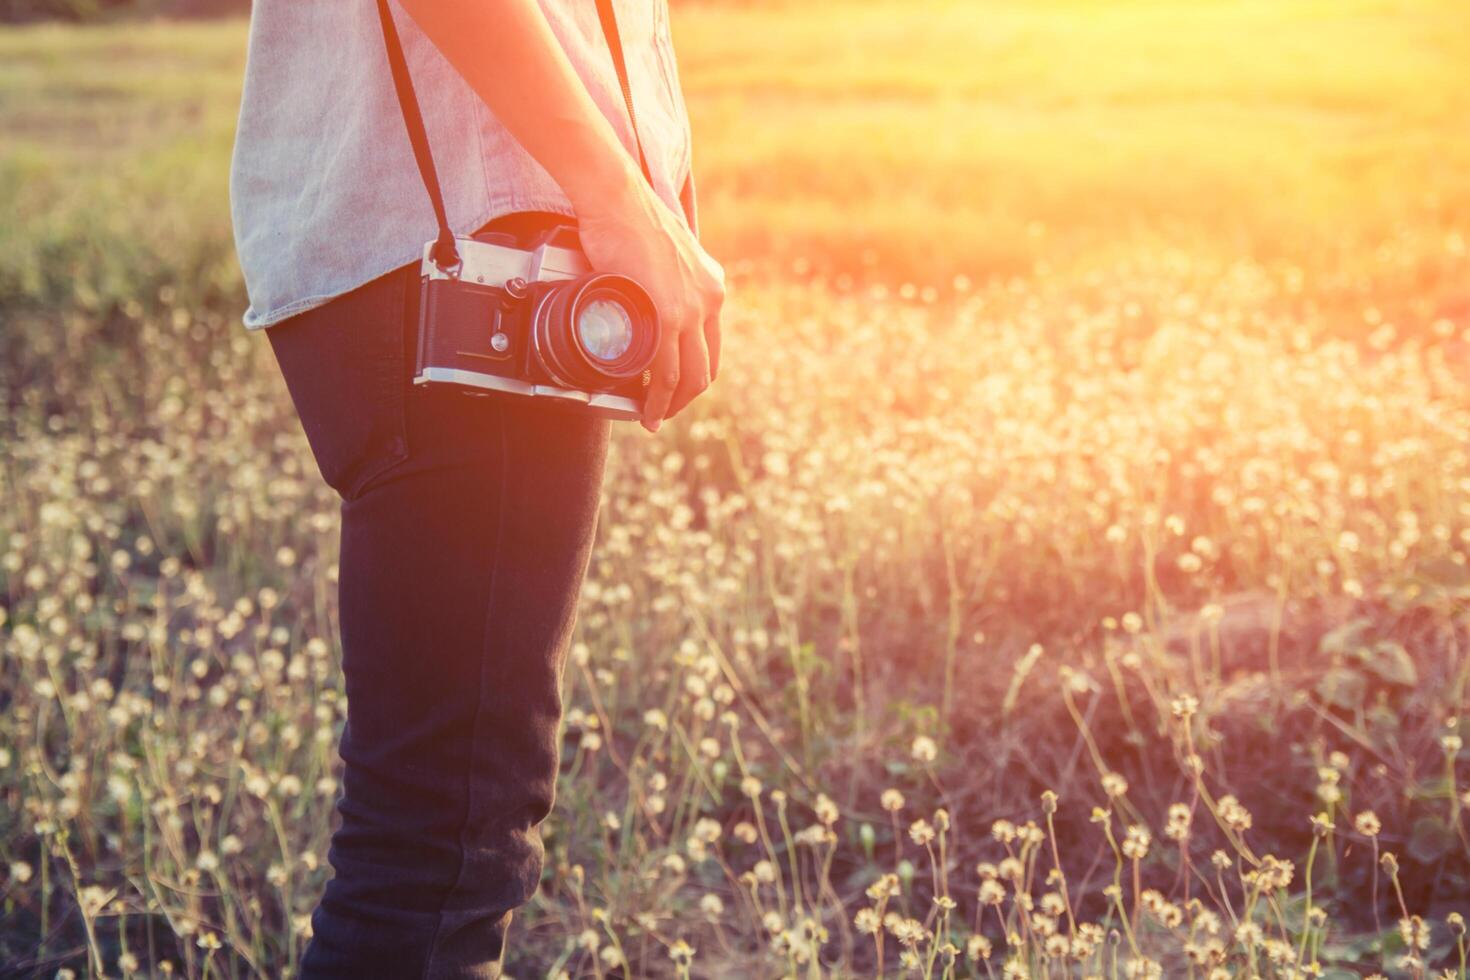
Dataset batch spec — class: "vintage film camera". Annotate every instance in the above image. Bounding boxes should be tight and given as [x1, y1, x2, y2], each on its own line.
[414, 226, 660, 421]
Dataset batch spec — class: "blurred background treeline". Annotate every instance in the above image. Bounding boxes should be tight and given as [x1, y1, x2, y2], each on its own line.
[4, 0, 780, 22]
[1, 0, 240, 21]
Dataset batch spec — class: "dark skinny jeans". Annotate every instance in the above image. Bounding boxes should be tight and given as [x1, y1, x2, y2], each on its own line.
[267, 213, 609, 979]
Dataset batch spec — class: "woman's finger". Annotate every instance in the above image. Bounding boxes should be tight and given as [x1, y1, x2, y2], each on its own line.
[665, 323, 710, 419]
[641, 331, 680, 432]
[704, 312, 722, 383]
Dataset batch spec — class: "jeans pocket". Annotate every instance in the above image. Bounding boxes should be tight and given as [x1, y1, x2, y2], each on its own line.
[268, 269, 411, 501]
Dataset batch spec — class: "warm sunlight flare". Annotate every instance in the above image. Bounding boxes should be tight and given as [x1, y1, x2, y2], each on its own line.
[1, 0, 1467, 976]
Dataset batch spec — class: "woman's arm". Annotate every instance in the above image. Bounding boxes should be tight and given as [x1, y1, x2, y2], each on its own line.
[395, 0, 723, 431]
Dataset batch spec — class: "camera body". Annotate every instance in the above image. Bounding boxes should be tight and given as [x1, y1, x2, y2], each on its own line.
[414, 225, 659, 421]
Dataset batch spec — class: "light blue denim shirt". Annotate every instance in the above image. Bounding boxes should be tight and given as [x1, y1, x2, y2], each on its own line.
[230, 0, 696, 329]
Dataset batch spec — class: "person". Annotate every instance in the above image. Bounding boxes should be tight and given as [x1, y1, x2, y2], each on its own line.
[228, 1, 724, 976]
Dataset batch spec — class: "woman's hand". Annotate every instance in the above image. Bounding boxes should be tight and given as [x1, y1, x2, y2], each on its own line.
[576, 175, 725, 433]
[395, 0, 721, 431]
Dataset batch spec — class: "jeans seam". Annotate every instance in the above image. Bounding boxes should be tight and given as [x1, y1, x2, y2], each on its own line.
[346, 275, 412, 501]
[420, 399, 512, 980]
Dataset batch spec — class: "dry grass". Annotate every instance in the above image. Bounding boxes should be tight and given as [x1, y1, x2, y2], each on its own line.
[2, 2, 1470, 977]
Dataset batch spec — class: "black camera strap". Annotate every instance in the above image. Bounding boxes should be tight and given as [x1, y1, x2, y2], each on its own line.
[375, 0, 458, 272]
[374, 0, 655, 275]
[593, 0, 655, 187]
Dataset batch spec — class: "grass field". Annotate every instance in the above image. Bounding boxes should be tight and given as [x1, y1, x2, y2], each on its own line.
[3, 1, 1470, 977]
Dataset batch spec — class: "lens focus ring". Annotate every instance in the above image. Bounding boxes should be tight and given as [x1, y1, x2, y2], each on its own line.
[531, 273, 660, 389]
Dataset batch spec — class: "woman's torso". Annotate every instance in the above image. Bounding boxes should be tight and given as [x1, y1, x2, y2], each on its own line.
[229, 0, 695, 330]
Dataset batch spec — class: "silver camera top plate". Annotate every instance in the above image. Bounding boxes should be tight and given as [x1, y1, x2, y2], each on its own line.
[421, 235, 591, 287]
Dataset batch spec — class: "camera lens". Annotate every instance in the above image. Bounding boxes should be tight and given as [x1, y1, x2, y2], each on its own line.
[531, 274, 659, 390]
[576, 298, 635, 362]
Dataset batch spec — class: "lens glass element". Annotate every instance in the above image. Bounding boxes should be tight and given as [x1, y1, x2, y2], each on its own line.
[577, 298, 635, 362]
